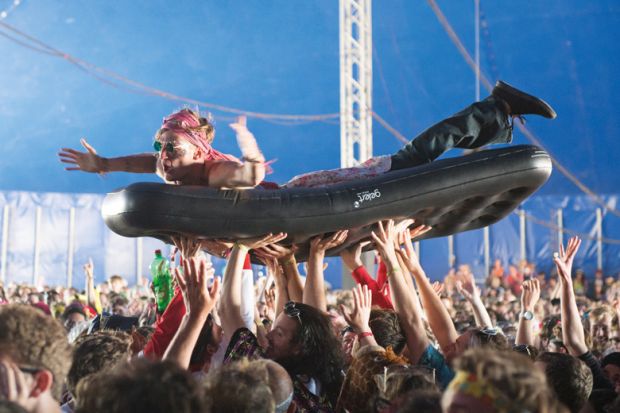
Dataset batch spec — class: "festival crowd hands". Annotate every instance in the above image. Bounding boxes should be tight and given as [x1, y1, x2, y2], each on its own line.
[3, 227, 620, 413]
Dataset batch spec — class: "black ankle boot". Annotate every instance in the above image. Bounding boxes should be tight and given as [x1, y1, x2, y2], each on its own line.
[492, 80, 557, 119]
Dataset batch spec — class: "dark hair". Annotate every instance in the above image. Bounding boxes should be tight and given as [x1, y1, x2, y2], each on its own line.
[189, 313, 216, 367]
[369, 309, 406, 354]
[392, 389, 442, 413]
[75, 359, 203, 413]
[67, 331, 132, 396]
[601, 351, 620, 368]
[536, 352, 593, 413]
[279, 302, 345, 406]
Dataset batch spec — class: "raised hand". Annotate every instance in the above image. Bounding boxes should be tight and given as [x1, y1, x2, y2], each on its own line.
[340, 284, 373, 334]
[229, 115, 265, 163]
[84, 258, 94, 281]
[340, 242, 364, 271]
[59, 138, 105, 173]
[309, 230, 349, 255]
[521, 279, 541, 312]
[174, 257, 219, 319]
[370, 220, 399, 264]
[255, 243, 297, 263]
[200, 239, 234, 258]
[554, 236, 582, 283]
[455, 272, 480, 302]
[171, 236, 203, 260]
[237, 232, 287, 251]
[431, 281, 445, 297]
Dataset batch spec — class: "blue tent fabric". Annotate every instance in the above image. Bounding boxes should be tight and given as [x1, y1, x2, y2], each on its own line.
[0, 1, 619, 286]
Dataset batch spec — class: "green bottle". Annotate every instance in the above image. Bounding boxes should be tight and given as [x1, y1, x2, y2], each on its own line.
[150, 249, 172, 313]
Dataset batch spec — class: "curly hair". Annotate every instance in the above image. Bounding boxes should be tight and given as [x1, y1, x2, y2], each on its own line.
[369, 309, 407, 355]
[453, 348, 568, 413]
[75, 359, 204, 413]
[0, 304, 72, 400]
[67, 330, 132, 397]
[278, 302, 345, 406]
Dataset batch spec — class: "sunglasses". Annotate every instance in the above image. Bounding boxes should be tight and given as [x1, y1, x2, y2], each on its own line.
[284, 301, 303, 325]
[153, 141, 188, 158]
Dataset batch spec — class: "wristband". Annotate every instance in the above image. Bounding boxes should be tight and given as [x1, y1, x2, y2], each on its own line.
[387, 268, 401, 278]
[358, 331, 374, 339]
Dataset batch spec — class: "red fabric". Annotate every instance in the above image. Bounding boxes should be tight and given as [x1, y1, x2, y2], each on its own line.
[243, 254, 252, 270]
[351, 265, 393, 309]
[143, 287, 185, 359]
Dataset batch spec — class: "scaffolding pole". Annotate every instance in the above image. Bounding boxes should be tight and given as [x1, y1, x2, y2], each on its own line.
[519, 209, 526, 264]
[596, 208, 603, 269]
[340, 0, 373, 289]
[33, 206, 42, 286]
[0, 206, 9, 283]
[67, 208, 76, 287]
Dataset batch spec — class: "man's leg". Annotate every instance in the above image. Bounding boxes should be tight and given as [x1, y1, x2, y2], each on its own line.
[390, 95, 510, 170]
[390, 81, 556, 171]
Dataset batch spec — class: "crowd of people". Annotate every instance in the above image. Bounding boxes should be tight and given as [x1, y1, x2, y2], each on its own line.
[1, 222, 620, 413]
[1, 81, 612, 412]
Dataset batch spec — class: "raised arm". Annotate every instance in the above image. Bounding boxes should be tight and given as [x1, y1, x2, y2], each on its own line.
[455, 271, 493, 328]
[219, 233, 286, 336]
[163, 257, 219, 369]
[341, 284, 379, 348]
[555, 236, 588, 356]
[207, 116, 266, 188]
[83, 258, 102, 314]
[255, 243, 303, 302]
[398, 225, 458, 353]
[305, 230, 348, 311]
[372, 221, 429, 363]
[59, 138, 157, 174]
[515, 279, 541, 346]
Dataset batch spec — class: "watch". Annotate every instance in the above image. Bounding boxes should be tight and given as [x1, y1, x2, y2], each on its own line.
[521, 310, 534, 321]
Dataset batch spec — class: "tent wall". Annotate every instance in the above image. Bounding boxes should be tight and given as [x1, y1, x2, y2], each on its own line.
[0, 190, 618, 289]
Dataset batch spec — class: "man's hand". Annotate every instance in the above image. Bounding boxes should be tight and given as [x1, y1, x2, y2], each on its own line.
[554, 236, 582, 284]
[230, 115, 265, 163]
[521, 279, 541, 312]
[255, 243, 297, 264]
[340, 242, 364, 271]
[171, 236, 202, 260]
[370, 220, 399, 265]
[309, 230, 349, 256]
[59, 138, 106, 173]
[175, 258, 219, 319]
[237, 232, 287, 251]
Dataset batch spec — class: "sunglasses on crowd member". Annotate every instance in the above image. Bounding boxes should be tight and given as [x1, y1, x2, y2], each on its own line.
[153, 140, 188, 159]
[284, 301, 303, 325]
[18, 365, 41, 375]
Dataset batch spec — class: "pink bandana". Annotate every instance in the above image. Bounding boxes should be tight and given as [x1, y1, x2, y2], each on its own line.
[160, 110, 240, 163]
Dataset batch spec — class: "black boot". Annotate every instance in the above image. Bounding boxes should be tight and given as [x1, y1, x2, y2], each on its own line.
[492, 80, 557, 119]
